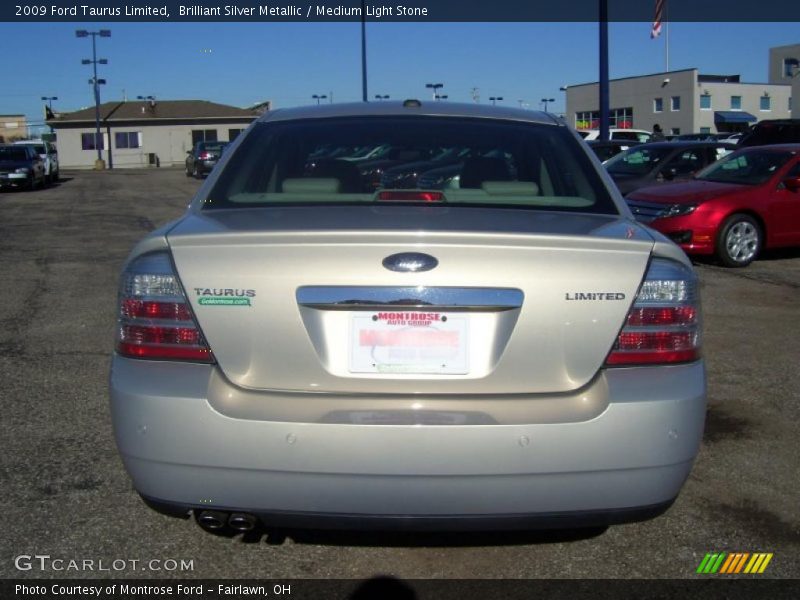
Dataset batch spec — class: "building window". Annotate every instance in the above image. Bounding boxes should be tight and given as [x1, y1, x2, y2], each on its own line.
[759, 95, 771, 111]
[700, 94, 711, 110]
[191, 129, 218, 145]
[610, 107, 633, 128]
[784, 58, 799, 78]
[731, 96, 742, 110]
[81, 132, 104, 150]
[115, 131, 141, 149]
[653, 98, 663, 113]
[228, 128, 244, 141]
[700, 127, 711, 134]
[670, 96, 681, 111]
[575, 111, 599, 130]
[574, 107, 633, 130]
[671, 128, 680, 135]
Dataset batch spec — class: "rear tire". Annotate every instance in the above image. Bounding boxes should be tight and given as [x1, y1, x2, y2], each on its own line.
[716, 213, 761, 268]
[185, 163, 192, 177]
[193, 165, 202, 179]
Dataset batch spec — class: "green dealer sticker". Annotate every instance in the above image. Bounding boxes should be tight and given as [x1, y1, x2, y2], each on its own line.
[198, 297, 251, 306]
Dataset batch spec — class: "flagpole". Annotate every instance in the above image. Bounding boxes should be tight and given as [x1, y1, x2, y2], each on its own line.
[665, 1, 670, 72]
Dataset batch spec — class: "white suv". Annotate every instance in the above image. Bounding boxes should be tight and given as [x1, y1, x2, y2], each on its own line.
[15, 140, 59, 183]
[579, 129, 653, 143]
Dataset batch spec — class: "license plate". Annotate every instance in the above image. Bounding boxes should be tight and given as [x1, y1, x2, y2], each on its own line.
[349, 311, 469, 375]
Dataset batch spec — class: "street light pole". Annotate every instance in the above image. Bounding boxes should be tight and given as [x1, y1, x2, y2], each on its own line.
[541, 98, 555, 112]
[425, 83, 443, 100]
[489, 96, 503, 105]
[77, 29, 110, 167]
[312, 94, 328, 105]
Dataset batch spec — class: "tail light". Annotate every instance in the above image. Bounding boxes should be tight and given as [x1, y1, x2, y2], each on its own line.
[606, 258, 701, 366]
[198, 151, 212, 160]
[116, 252, 213, 362]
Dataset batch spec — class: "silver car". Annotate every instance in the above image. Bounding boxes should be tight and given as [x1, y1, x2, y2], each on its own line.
[110, 101, 706, 534]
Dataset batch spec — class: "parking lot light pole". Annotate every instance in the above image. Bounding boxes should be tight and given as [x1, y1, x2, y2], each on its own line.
[77, 29, 110, 168]
[41, 96, 58, 111]
[541, 98, 555, 112]
[312, 94, 328, 105]
[374, 94, 390, 101]
[425, 83, 443, 100]
[489, 96, 503, 105]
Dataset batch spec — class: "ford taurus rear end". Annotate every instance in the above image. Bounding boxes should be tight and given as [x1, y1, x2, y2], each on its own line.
[110, 102, 706, 533]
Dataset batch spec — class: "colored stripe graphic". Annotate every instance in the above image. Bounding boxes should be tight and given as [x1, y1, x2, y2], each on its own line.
[696, 553, 712, 574]
[719, 554, 735, 573]
[699, 552, 773, 574]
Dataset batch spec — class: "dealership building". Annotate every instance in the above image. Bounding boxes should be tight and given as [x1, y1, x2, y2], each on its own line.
[47, 99, 261, 169]
[768, 43, 800, 118]
[565, 68, 792, 136]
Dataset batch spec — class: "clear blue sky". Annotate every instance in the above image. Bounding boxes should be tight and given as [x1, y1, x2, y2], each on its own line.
[1, 21, 797, 135]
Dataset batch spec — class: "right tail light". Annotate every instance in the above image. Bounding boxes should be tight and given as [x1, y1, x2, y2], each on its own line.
[606, 258, 701, 366]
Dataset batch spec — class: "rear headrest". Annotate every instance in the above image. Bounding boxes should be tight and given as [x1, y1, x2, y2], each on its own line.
[282, 178, 340, 194]
[307, 159, 363, 193]
[481, 181, 539, 196]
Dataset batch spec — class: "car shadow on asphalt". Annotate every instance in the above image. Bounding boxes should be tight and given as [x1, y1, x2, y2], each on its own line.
[692, 246, 800, 267]
[247, 526, 609, 547]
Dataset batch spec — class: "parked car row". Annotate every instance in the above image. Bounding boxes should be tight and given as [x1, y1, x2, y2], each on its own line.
[0, 142, 54, 191]
[578, 119, 800, 268]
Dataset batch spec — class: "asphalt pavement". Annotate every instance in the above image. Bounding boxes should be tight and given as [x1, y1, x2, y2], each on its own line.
[0, 168, 797, 582]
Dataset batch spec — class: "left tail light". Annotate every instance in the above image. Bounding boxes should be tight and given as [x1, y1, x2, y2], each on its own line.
[116, 252, 213, 362]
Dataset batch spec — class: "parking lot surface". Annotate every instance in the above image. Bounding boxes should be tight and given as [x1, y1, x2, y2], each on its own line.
[0, 169, 798, 579]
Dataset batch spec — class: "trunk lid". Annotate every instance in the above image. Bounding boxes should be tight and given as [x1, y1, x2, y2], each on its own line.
[167, 206, 654, 394]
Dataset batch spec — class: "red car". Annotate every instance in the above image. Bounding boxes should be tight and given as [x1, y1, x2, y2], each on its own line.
[626, 145, 800, 267]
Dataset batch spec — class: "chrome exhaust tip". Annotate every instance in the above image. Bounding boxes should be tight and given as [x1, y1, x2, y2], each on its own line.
[228, 512, 257, 532]
[197, 510, 228, 530]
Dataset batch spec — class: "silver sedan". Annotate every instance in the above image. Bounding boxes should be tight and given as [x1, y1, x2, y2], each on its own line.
[110, 101, 706, 534]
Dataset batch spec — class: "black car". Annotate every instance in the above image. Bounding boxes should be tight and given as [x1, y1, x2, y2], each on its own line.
[740, 119, 800, 147]
[586, 140, 642, 162]
[185, 141, 229, 178]
[603, 141, 736, 196]
[0, 144, 46, 191]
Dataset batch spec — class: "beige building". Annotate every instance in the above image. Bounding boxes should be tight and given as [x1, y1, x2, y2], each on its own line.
[565, 68, 791, 136]
[0, 114, 29, 143]
[48, 100, 260, 169]
[768, 43, 800, 118]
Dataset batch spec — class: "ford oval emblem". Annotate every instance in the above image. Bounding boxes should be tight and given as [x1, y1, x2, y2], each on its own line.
[382, 252, 438, 273]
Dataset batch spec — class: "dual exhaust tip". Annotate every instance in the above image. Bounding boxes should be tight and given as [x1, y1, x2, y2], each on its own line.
[197, 510, 258, 532]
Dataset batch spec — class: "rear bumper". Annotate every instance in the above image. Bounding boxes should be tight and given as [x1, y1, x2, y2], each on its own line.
[110, 357, 706, 528]
[141, 494, 676, 531]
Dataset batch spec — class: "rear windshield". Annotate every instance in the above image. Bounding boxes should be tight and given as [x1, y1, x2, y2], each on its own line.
[202, 116, 618, 214]
[0, 147, 29, 161]
[200, 142, 227, 152]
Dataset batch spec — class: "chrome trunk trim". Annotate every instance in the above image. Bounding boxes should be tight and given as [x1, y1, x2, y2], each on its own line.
[296, 286, 524, 312]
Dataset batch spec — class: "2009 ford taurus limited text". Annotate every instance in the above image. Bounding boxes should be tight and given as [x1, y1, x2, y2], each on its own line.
[110, 101, 706, 534]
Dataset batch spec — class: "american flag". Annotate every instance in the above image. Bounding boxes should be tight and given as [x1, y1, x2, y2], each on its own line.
[651, 0, 665, 39]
